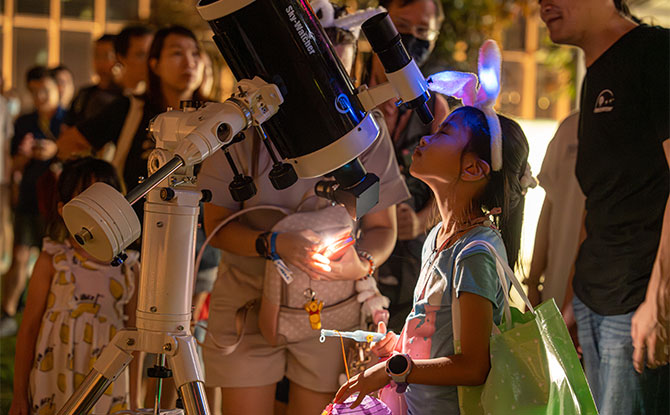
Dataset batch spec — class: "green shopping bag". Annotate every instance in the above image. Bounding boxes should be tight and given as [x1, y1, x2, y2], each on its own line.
[452, 240, 598, 415]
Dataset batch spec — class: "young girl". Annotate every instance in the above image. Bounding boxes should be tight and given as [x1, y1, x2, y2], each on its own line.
[10, 157, 140, 415]
[333, 103, 533, 413]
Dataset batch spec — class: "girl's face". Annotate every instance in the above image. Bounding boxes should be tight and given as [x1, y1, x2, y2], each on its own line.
[409, 111, 472, 184]
[151, 34, 203, 94]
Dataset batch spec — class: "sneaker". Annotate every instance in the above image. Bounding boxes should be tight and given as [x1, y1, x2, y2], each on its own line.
[0, 314, 17, 337]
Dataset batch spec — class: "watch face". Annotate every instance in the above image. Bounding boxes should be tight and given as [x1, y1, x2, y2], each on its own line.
[389, 354, 409, 374]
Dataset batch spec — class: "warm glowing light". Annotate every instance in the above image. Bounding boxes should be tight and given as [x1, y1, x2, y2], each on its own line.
[313, 261, 332, 273]
[321, 237, 335, 249]
[312, 253, 331, 265]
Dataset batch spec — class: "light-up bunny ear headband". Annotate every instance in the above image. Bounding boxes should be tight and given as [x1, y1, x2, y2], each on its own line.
[427, 39, 503, 171]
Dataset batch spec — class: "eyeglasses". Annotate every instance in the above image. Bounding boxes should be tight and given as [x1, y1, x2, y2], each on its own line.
[390, 15, 440, 42]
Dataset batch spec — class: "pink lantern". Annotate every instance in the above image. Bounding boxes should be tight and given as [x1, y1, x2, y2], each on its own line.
[322, 395, 392, 415]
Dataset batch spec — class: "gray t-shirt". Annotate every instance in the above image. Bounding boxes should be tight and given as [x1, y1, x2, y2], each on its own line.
[401, 224, 507, 415]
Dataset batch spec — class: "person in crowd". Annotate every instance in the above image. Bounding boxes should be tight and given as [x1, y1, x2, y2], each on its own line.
[114, 25, 154, 95]
[363, 0, 449, 332]
[56, 25, 203, 191]
[334, 102, 533, 413]
[525, 112, 584, 307]
[0, 76, 15, 270]
[65, 34, 124, 125]
[538, 0, 669, 413]
[0, 66, 65, 337]
[9, 157, 140, 415]
[198, 13, 410, 413]
[50, 65, 75, 111]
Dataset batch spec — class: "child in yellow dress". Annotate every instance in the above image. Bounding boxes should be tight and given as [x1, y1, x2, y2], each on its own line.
[10, 157, 140, 415]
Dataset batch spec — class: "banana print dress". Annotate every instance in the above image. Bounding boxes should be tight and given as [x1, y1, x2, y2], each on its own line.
[29, 238, 138, 415]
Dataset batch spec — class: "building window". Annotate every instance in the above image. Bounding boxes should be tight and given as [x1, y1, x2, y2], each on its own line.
[16, 0, 49, 16]
[61, 31, 93, 90]
[63, 0, 95, 20]
[3, 0, 146, 114]
[107, 0, 139, 21]
[13, 28, 48, 110]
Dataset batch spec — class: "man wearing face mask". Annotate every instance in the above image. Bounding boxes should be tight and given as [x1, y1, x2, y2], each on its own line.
[360, 0, 449, 332]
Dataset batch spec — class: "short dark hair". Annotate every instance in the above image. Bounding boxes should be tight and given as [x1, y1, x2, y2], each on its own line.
[26, 65, 55, 86]
[96, 33, 116, 44]
[50, 65, 72, 77]
[47, 157, 123, 242]
[114, 24, 153, 58]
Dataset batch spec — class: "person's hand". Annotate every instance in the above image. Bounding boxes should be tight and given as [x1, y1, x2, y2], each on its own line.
[562, 302, 582, 358]
[334, 361, 390, 408]
[275, 230, 327, 279]
[316, 245, 368, 281]
[32, 139, 58, 161]
[397, 203, 422, 241]
[371, 321, 398, 358]
[17, 133, 35, 157]
[9, 395, 30, 415]
[632, 300, 669, 373]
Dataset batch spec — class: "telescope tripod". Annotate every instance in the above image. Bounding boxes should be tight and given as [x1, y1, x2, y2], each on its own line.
[57, 185, 210, 415]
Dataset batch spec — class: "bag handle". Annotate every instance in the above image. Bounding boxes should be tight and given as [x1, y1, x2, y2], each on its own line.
[452, 240, 534, 344]
[458, 240, 534, 323]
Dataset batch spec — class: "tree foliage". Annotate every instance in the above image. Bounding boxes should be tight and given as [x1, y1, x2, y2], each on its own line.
[357, 0, 519, 71]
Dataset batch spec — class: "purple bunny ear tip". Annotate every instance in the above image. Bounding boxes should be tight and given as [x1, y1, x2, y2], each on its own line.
[477, 39, 502, 103]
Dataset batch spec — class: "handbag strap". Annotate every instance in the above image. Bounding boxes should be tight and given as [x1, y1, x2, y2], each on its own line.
[451, 240, 535, 344]
[198, 299, 256, 355]
[459, 240, 534, 316]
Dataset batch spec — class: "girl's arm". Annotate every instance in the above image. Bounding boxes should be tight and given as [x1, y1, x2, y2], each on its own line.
[10, 252, 54, 415]
[406, 292, 493, 386]
[335, 292, 493, 407]
[124, 262, 141, 410]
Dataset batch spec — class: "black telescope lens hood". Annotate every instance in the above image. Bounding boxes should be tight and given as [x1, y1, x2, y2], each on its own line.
[362, 12, 399, 53]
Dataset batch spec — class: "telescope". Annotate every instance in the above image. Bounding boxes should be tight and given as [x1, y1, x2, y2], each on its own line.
[56, 1, 433, 414]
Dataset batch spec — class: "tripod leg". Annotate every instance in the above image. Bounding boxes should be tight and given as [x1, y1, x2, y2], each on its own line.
[169, 335, 210, 415]
[57, 333, 134, 415]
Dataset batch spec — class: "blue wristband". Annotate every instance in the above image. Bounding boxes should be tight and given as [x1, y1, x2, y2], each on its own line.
[270, 231, 280, 260]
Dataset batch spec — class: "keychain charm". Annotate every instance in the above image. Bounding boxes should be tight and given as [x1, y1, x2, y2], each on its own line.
[303, 289, 323, 330]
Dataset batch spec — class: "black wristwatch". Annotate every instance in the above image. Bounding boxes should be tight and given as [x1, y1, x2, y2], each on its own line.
[255, 231, 271, 259]
[385, 353, 413, 393]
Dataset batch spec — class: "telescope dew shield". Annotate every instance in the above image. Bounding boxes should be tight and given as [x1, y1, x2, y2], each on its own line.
[197, 0, 380, 179]
[362, 12, 433, 125]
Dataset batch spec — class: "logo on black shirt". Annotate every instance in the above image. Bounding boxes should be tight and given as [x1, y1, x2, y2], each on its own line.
[594, 89, 615, 113]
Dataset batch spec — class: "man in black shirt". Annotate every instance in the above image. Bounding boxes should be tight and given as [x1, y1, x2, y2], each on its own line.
[539, 0, 669, 413]
[64, 34, 124, 126]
